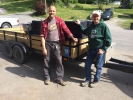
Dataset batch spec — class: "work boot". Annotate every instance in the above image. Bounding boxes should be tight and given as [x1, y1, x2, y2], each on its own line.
[55, 79, 66, 86]
[44, 79, 50, 85]
[81, 81, 90, 87]
[89, 81, 99, 88]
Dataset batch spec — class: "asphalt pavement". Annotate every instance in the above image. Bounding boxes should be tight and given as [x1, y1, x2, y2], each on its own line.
[0, 12, 133, 100]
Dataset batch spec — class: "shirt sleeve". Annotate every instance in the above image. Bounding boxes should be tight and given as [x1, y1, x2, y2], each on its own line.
[79, 24, 88, 35]
[61, 20, 73, 38]
[102, 25, 112, 51]
[40, 21, 45, 37]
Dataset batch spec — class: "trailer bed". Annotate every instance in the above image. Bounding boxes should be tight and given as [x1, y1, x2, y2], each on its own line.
[0, 27, 89, 62]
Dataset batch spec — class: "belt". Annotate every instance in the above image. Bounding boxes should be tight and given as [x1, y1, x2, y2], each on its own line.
[46, 40, 60, 44]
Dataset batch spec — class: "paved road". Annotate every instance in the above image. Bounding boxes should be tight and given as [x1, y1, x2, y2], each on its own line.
[0, 13, 133, 100]
[0, 12, 42, 23]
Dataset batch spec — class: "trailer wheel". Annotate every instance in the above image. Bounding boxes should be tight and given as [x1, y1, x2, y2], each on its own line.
[2, 42, 13, 58]
[13, 45, 28, 64]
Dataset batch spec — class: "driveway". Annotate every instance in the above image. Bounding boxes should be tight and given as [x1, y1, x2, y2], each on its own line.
[0, 12, 42, 23]
[0, 13, 133, 100]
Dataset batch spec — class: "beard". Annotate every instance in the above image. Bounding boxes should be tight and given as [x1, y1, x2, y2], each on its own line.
[49, 14, 55, 19]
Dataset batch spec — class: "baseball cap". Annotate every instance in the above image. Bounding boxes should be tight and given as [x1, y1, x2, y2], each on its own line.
[92, 10, 101, 16]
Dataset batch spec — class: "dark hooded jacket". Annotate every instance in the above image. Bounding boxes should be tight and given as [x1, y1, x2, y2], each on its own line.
[80, 19, 112, 51]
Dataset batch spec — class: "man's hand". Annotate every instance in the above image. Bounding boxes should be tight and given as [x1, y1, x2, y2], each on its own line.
[42, 48, 47, 56]
[75, 20, 80, 25]
[73, 38, 78, 42]
[98, 49, 104, 55]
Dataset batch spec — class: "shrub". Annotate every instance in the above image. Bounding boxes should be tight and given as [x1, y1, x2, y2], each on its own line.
[55, 0, 64, 7]
[69, 0, 78, 4]
[34, 0, 46, 15]
[129, 2, 133, 9]
[73, 4, 84, 10]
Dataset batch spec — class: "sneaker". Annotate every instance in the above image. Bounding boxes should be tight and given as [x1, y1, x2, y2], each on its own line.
[89, 81, 99, 88]
[56, 80, 66, 86]
[81, 81, 90, 87]
[44, 79, 50, 85]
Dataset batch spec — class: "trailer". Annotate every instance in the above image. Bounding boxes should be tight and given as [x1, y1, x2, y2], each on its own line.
[0, 27, 89, 63]
[0, 26, 133, 74]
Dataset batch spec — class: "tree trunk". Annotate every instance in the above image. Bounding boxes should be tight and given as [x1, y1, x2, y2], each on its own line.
[98, 0, 103, 10]
[67, 0, 69, 6]
[44, 0, 47, 13]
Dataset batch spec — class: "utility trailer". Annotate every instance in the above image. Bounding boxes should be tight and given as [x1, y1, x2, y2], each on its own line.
[0, 27, 90, 64]
[0, 27, 133, 74]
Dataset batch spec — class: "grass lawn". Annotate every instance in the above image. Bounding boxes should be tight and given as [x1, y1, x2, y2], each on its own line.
[0, 0, 133, 29]
[0, 0, 35, 13]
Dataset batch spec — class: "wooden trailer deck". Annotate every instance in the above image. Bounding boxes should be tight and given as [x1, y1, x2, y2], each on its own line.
[0, 27, 89, 61]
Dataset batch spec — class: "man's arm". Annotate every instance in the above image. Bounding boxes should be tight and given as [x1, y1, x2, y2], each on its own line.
[61, 20, 78, 42]
[75, 20, 88, 35]
[102, 25, 112, 52]
[41, 36, 47, 55]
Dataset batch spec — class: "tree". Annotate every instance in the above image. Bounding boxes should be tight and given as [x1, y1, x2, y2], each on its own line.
[120, 0, 133, 8]
[34, 0, 47, 15]
[97, 0, 106, 10]
[98, 0, 103, 10]
[66, 0, 69, 6]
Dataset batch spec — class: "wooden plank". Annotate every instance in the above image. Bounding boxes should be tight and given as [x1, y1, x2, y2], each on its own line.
[2, 32, 30, 45]
[5, 32, 17, 36]
[17, 38, 30, 44]
[4, 32, 29, 40]
[0, 27, 25, 34]
[31, 35, 41, 40]
[62, 43, 88, 54]
[62, 48, 88, 58]
[65, 38, 89, 46]
[79, 38, 88, 44]
[32, 45, 42, 50]
[17, 34, 29, 38]
[61, 43, 88, 58]
[5, 35, 15, 41]
[0, 30, 3, 34]
[32, 40, 41, 46]
[0, 30, 28, 38]
[4, 31, 29, 38]
[5, 35, 29, 40]
[70, 47, 88, 58]
[0, 34, 4, 40]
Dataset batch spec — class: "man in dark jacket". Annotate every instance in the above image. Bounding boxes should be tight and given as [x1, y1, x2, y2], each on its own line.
[75, 10, 112, 88]
[40, 5, 78, 86]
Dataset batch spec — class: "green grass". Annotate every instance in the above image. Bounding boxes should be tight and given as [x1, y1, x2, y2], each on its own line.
[0, 0, 35, 13]
[117, 19, 133, 29]
[114, 7, 133, 29]
[0, 1, 133, 29]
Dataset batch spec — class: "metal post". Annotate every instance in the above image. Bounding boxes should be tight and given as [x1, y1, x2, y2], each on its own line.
[15, 32, 17, 42]
[3, 31, 6, 40]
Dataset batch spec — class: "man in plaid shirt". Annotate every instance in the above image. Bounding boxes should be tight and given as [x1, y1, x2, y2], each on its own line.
[40, 5, 78, 86]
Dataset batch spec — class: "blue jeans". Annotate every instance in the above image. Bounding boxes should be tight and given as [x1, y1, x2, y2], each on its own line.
[85, 49, 105, 82]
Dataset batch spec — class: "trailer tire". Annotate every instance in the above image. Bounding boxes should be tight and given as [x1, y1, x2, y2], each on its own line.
[2, 42, 13, 58]
[13, 45, 28, 64]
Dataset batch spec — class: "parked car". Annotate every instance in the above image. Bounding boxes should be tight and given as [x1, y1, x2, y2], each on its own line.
[0, 16, 19, 28]
[101, 8, 113, 20]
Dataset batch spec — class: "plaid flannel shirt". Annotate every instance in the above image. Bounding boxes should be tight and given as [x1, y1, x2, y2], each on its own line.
[40, 16, 73, 44]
